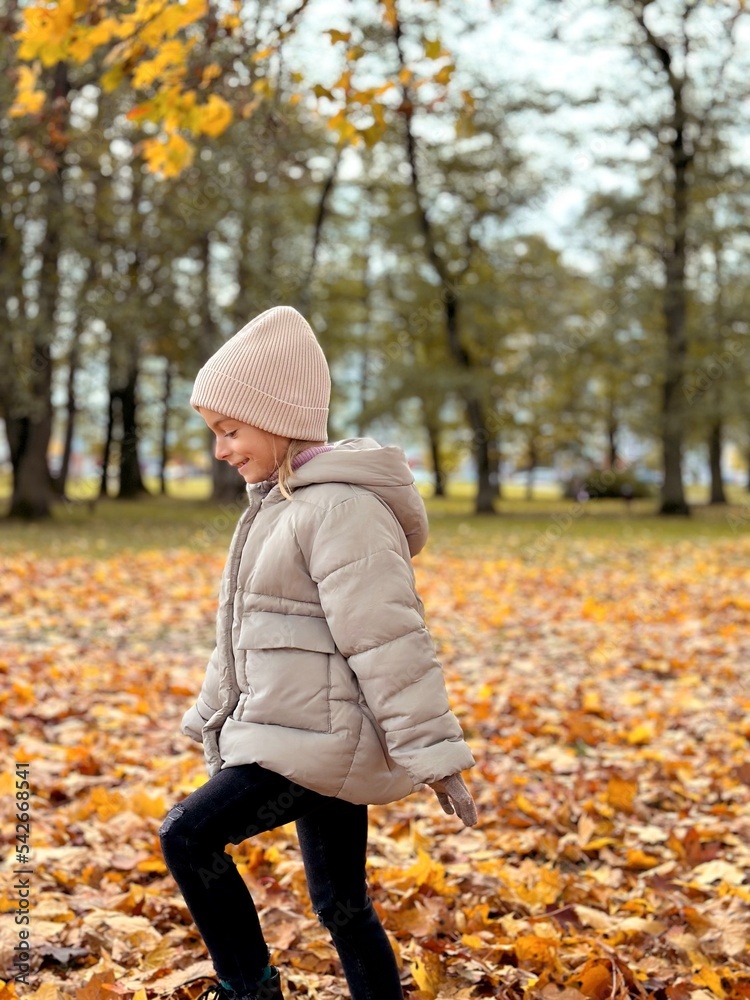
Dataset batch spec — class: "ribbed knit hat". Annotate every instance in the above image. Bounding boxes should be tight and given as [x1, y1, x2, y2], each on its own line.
[190, 306, 331, 440]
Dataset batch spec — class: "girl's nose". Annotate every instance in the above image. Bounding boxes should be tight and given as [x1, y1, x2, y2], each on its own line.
[214, 437, 232, 461]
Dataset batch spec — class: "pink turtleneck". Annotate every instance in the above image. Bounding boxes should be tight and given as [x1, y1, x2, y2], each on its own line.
[268, 444, 335, 486]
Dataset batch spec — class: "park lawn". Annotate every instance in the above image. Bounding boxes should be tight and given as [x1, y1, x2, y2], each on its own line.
[0, 482, 747, 557]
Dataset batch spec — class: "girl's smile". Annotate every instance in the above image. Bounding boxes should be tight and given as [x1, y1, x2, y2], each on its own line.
[197, 406, 291, 484]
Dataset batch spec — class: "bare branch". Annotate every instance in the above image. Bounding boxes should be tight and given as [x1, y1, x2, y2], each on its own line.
[702, 6, 748, 123]
[630, 0, 682, 98]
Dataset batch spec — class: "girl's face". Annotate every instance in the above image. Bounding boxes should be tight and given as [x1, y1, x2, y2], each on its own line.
[197, 407, 291, 484]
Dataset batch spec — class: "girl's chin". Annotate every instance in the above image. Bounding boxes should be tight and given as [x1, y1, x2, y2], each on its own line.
[239, 465, 269, 483]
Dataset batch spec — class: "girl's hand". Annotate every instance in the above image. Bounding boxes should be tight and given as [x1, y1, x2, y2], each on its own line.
[428, 773, 478, 827]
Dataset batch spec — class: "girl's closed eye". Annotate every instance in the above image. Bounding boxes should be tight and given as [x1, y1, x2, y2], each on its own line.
[224, 429, 237, 439]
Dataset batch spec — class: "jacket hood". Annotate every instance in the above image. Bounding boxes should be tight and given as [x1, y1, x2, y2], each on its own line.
[250, 437, 429, 556]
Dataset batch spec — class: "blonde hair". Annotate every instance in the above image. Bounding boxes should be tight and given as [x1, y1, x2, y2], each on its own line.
[276, 439, 323, 501]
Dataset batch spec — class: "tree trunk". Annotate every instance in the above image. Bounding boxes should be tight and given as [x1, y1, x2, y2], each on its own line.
[7, 403, 55, 520]
[525, 436, 537, 501]
[159, 361, 172, 497]
[100, 393, 114, 499]
[201, 232, 245, 503]
[297, 149, 341, 313]
[55, 334, 80, 497]
[115, 360, 147, 499]
[425, 419, 445, 498]
[7, 308, 57, 521]
[708, 420, 726, 505]
[6, 65, 69, 519]
[392, 12, 495, 515]
[607, 402, 618, 469]
[635, 12, 691, 515]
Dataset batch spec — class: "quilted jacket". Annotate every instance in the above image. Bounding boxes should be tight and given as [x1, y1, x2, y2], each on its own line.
[181, 437, 475, 805]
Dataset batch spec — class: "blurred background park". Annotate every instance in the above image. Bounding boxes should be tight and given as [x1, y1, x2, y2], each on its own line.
[0, 0, 750, 524]
[3, 4, 750, 998]
[2, 0, 750, 530]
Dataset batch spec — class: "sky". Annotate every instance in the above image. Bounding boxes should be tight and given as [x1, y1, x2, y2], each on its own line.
[283, 0, 750, 268]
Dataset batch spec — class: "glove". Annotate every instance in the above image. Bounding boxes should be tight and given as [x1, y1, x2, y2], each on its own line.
[427, 773, 478, 827]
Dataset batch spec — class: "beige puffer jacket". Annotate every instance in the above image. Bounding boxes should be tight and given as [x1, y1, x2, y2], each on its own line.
[181, 437, 475, 805]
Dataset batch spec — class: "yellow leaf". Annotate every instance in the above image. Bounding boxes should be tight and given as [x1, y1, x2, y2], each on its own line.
[142, 133, 194, 178]
[252, 45, 274, 62]
[460, 933, 485, 949]
[196, 94, 233, 137]
[424, 38, 442, 59]
[626, 721, 654, 744]
[23, 984, 60, 1000]
[514, 934, 558, 970]
[434, 63, 454, 85]
[581, 836, 619, 850]
[47, 0, 75, 42]
[200, 63, 223, 88]
[379, 849, 458, 897]
[129, 788, 166, 819]
[514, 792, 542, 819]
[132, 39, 194, 88]
[326, 29, 351, 44]
[625, 848, 662, 870]
[411, 952, 442, 998]
[134, 0, 207, 46]
[333, 69, 352, 91]
[101, 65, 125, 92]
[135, 856, 168, 873]
[455, 110, 475, 139]
[692, 964, 726, 998]
[360, 121, 385, 147]
[10, 66, 46, 118]
[381, 0, 397, 29]
[68, 17, 120, 61]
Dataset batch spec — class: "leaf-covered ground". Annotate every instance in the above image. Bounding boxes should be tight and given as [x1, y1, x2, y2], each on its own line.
[2, 535, 750, 1000]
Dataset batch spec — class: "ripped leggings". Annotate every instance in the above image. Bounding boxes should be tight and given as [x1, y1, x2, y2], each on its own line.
[159, 763, 404, 1000]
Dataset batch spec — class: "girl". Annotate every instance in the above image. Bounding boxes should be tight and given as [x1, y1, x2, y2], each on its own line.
[159, 306, 477, 1000]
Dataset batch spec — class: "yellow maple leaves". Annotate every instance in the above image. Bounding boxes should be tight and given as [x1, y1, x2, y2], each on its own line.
[12, 0, 225, 176]
[11, 0, 464, 174]
[134, 89, 232, 176]
[131, 39, 197, 89]
[15, 0, 76, 66]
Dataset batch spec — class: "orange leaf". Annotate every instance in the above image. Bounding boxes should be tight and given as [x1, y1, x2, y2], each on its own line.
[606, 774, 638, 813]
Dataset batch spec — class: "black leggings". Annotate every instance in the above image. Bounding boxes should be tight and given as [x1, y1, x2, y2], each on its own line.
[159, 763, 404, 1000]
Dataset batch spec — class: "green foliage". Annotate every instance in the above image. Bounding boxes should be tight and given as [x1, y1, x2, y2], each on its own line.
[578, 470, 657, 501]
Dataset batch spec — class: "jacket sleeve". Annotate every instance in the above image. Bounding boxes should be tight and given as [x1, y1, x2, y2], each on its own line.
[180, 645, 222, 744]
[308, 494, 475, 786]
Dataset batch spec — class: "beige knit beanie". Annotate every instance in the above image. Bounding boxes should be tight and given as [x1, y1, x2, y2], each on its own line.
[190, 306, 330, 440]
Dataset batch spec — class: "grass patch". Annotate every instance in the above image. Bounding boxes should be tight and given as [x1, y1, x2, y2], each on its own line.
[0, 479, 747, 556]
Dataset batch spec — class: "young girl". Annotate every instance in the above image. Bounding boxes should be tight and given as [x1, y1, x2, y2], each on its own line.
[159, 306, 477, 1000]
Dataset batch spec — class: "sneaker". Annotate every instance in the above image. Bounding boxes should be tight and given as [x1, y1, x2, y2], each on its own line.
[195, 968, 283, 1000]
